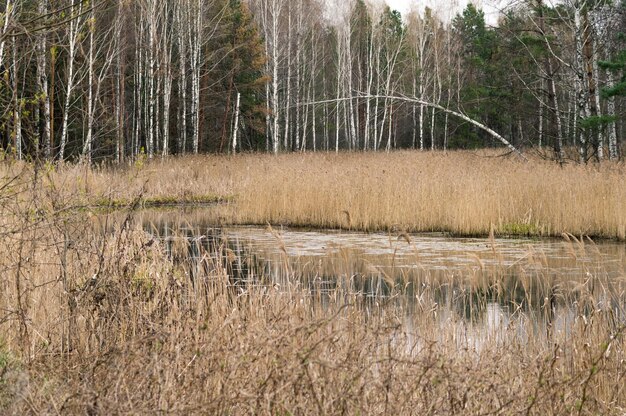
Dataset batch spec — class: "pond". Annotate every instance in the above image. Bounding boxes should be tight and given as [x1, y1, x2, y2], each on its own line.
[139, 209, 626, 348]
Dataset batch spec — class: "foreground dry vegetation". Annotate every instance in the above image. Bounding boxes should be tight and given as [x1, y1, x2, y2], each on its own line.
[18, 150, 626, 239]
[1, 152, 625, 414]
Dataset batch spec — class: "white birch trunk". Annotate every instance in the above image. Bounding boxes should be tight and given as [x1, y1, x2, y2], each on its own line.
[364, 31, 374, 150]
[12, 37, 21, 160]
[412, 72, 417, 149]
[177, 4, 188, 154]
[295, 0, 304, 151]
[382, 28, 404, 151]
[303, 95, 527, 160]
[187, 0, 203, 154]
[162, 3, 174, 157]
[592, 36, 603, 160]
[432, 29, 443, 151]
[538, 78, 544, 148]
[606, 70, 618, 160]
[147, 1, 157, 158]
[372, 45, 380, 151]
[59, 1, 83, 161]
[82, 7, 116, 163]
[269, 0, 283, 154]
[345, 28, 357, 150]
[232, 92, 241, 153]
[431, 107, 436, 150]
[385, 104, 393, 152]
[0, 0, 12, 71]
[82, 7, 96, 163]
[310, 32, 317, 152]
[283, 3, 292, 150]
[335, 34, 342, 153]
[258, 0, 272, 152]
[322, 37, 328, 151]
[37, 0, 51, 158]
[417, 25, 427, 151]
[549, 65, 565, 162]
[133, 26, 144, 157]
[574, 6, 589, 162]
[115, 1, 124, 163]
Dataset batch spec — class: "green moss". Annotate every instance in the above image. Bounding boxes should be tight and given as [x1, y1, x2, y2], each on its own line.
[90, 194, 232, 211]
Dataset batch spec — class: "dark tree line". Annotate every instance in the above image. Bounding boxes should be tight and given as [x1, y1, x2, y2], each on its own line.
[0, 0, 624, 162]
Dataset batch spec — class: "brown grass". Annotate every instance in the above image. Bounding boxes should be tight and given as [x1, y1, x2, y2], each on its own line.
[23, 150, 626, 239]
[1, 157, 626, 414]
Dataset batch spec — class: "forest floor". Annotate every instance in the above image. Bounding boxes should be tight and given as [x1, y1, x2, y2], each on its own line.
[1, 150, 626, 414]
[15, 149, 626, 239]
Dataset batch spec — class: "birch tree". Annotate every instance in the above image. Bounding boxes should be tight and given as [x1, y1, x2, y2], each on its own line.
[82, 2, 116, 163]
[376, 7, 405, 152]
[161, 2, 174, 157]
[59, 0, 86, 161]
[599, 1, 626, 160]
[253, 0, 286, 153]
[0, 0, 14, 71]
[406, 9, 432, 150]
[187, 0, 204, 154]
[176, 4, 188, 154]
[36, 0, 51, 158]
[11, 34, 21, 159]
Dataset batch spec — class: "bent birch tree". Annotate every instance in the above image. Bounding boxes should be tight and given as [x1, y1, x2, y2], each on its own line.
[300, 94, 528, 160]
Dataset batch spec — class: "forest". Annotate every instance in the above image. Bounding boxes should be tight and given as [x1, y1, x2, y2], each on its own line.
[0, 0, 625, 163]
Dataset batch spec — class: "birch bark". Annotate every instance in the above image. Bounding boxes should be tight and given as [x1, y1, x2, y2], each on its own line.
[36, 0, 51, 158]
[59, 1, 84, 161]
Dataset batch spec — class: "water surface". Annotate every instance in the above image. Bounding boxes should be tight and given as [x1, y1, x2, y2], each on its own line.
[140, 210, 626, 348]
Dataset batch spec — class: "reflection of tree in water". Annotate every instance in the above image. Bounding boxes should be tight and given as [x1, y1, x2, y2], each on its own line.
[146, 223, 266, 290]
[144, 221, 626, 338]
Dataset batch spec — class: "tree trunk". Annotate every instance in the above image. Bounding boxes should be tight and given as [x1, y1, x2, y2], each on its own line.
[574, 6, 590, 162]
[82, 7, 96, 163]
[232, 92, 241, 153]
[37, 0, 51, 159]
[0, 0, 12, 71]
[115, 1, 125, 163]
[303, 95, 527, 160]
[177, 4, 188, 154]
[162, 3, 173, 157]
[59, 0, 83, 161]
[606, 70, 618, 160]
[283, 2, 292, 151]
[11, 37, 21, 160]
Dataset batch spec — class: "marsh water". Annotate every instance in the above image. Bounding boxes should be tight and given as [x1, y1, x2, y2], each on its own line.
[140, 209, 626, 346]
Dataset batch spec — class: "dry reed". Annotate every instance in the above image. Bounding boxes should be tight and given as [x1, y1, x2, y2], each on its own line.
[1, 160, 626, 414]
[7, 150, 623, 239]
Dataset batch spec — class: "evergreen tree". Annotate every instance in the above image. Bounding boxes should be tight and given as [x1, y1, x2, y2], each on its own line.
[208, 0, 267, 152]
[452, 4, 502, 148]
[225, 0, 267, 151]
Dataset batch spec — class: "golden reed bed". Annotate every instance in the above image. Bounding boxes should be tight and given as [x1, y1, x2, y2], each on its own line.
[32, 150, 626, 239]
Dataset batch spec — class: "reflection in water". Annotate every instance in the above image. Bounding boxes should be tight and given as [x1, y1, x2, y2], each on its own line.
[141, 211, 626, 349]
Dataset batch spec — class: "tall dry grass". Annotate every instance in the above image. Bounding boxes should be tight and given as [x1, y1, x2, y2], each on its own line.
[1, 161, 626, 414]
[22, 150, 625, 239]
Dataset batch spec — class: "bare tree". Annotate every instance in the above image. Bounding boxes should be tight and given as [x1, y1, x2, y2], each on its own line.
[36, 0, 51, 158]
[11, 34, 22, 160]
[59, 0, 86, 161]
[82, 3, 116, 163]
[0, 0, 14, 71]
